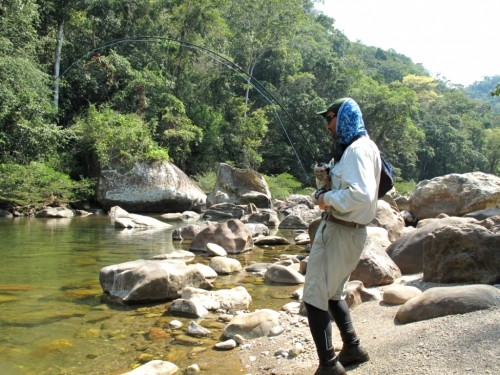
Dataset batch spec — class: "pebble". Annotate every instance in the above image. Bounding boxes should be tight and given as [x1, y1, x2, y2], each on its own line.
[215, 339, 237, 350]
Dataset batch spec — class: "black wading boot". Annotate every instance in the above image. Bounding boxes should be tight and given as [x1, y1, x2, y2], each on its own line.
[338, 332, 370, 366]
[314, 348, 347, 375]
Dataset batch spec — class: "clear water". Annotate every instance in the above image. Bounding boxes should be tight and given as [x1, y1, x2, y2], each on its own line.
[0, 215, 304, 375]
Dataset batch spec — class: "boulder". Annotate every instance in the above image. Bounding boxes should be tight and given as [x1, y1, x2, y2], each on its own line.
[223, 309, 280, 339]
[0, 209, 13, 218]
[386, 216, 478, 274]
[97, 161, 206, 213]
[423, 223, 500, 284]
[370, 199, 406, 242]
[409, 172, 500, 220]
[396, 285, 500, 323]
[99, 259, 212, 303]
[244, 223, 271, 237]
[206, 243, 227, 257]
[208, 256, 242, 274]
[264, 264, 305, 285]
[382, 285, 422, 305]
[180, 286, 252, 311]
[113, 212, 171, 229]
[464, 207, 500, 220]
[168, 298, 209, 318]
[245, 263, 272, 273]
[203, 202, 256, 220]
[240, 212, 280, 227]
[294, 232, 310, 245]
[190, 219, 253, 254]
[186, 321, 212, 337]
[282, 204, 313, 217]
[278, 214, 308, 230]
[122, 360, 178, 375]
[350, 236, 401, 287]
[35, 206, 74, 218]
[152, 250, 196, 262]
[172, 224, 203, 240]
[341, 280, 382, 309]
[207, 163, 272, 208]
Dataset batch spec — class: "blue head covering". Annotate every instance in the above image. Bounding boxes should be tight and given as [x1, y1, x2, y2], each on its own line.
[336, 98, 367, 145]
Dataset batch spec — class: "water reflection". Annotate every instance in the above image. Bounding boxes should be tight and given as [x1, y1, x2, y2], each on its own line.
[0, 216, 305, 375]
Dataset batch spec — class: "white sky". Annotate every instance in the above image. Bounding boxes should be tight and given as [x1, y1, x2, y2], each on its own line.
[315, 0, 500, 86]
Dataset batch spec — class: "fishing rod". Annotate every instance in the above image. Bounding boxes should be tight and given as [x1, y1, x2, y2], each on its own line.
[56, 36, 317, 184]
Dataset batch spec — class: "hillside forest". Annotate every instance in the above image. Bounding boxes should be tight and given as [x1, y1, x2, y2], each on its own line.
[1, 0, 499, 209]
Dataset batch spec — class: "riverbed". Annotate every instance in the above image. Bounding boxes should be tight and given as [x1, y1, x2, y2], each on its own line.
[0, 215, 305, 375]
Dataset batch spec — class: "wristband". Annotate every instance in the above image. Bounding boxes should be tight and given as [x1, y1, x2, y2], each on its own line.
[314, 189, 329, 200]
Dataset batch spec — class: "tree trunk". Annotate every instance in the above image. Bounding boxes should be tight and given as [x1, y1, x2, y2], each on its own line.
[53, 18, 64, 111]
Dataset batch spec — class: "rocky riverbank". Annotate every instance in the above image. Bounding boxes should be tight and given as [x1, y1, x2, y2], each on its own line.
[237, 275, 500, 375]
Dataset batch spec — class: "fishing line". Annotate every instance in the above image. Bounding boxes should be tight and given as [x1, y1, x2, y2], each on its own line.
[56, 36, 316, 184]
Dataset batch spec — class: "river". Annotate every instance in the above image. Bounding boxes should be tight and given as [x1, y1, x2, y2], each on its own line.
[0, 215, 304, 375]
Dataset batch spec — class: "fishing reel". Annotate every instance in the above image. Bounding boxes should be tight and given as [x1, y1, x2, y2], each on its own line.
[313, 162, 330, 190]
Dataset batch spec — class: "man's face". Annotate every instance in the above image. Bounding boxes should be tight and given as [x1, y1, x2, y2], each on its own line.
[325, 111, 337, 139]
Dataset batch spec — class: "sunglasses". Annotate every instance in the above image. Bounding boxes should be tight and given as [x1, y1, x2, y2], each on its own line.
[325, 114, 336, 123]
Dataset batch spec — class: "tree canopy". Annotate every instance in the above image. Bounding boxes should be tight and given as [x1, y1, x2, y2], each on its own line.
[0, 0, 498, 207]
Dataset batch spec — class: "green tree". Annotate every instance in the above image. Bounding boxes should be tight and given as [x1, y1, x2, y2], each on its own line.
[0, 0, 63, 164]
[349, 75, 423, 181]
[152, 94, 202, 170]
[483, 128, 500, 175]
[71, 105, 169, 174]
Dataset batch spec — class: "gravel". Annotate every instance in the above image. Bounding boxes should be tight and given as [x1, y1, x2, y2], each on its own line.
[238, 279, 500, 375]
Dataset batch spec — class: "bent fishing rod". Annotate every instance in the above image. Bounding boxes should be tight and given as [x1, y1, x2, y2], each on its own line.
[56, 36, 317, 184]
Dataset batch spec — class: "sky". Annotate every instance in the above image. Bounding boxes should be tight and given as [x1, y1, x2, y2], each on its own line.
[315, 0, 500, 86]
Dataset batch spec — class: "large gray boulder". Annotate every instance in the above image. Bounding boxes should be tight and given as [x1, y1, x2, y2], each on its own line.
[190, 219, 254, 254]
[370, 199, 406, 242]
[396, 285, 500, 324]
[97, 161, 206, 213]
[180, 286, 252, 311]
[423, 222, 500, 284]
[409, 172, 500, 220]
[223, 309, 280, 339]
[0, 209, 13, 218]
[350, 235, 401, 287]
[386, 216, 478, 274]
[207, 163, 272, 208]
[203, 202, 257, 220]
[123, 360, 178, 375]
[35, 206, 74, 218]
[99, 259, 212, 303]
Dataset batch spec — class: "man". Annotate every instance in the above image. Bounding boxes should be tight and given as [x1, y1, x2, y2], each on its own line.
[303, 98, 381, 375]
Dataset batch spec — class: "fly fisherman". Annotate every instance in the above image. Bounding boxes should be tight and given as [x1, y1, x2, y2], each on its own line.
[303, 98, 381, 374]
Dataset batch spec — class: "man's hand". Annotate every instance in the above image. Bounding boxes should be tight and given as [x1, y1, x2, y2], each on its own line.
[314, 189, 329, 209]
[317, 193, 328, 210]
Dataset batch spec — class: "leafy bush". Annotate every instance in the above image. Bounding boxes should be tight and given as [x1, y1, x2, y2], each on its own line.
[72, 105, 169, 171]
[263, 173, 305, 200]
[0, 162, 94, 207]
[394, 180, 416, 195]
[192, 170, 217, 194]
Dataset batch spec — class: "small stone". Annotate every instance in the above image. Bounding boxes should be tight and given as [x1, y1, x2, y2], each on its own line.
[234, 334, 246, 345]
[215, 339, 237, 350]
[169, 320, 183, 329]
[274, 349, 288, 358]
[185, 364, 200, 375]
[268, 326, 285, 337]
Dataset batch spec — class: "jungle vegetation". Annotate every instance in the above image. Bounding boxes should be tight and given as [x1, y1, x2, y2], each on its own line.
[1, 0, 499, 208]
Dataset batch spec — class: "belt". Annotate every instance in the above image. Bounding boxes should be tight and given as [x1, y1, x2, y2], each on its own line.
[321, 212, 365, 229]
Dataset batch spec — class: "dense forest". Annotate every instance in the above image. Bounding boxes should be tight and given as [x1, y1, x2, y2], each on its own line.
[1, 0, 499, 208]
